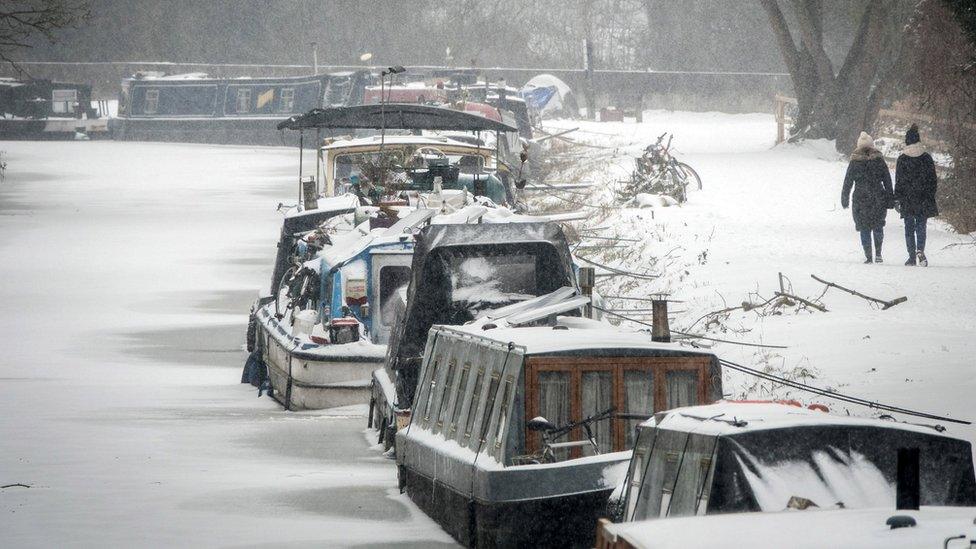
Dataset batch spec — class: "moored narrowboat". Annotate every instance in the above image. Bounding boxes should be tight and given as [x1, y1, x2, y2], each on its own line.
[395, 302, 723, 548]
[0, 78, 109, 140]
[612, 401, 976, 523]
[112, 71, 370, 145]
[370, 221, 581, 446]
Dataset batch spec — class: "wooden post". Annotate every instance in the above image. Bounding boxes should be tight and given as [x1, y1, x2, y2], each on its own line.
[651, 298, 670, 343]
[578, 267, 595, 318]
[584, 38, 596, 120]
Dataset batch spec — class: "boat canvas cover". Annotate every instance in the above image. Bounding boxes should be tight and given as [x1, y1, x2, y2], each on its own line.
[388, 222, 576, 405]
[630, 406, 976, 520]
[707, 424, 976, 512]
[276, 103, 517, 133]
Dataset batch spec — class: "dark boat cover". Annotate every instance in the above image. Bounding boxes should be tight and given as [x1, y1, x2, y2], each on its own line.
[387, 222, 576, 406]
[276, 103, 518, 133]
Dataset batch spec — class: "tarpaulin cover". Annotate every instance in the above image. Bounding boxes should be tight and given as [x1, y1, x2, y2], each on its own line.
[276, 103, 518, 133]
[387, 222, 576, 406]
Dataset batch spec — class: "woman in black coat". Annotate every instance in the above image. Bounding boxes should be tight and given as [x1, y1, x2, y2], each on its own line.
[895, 124, 938, 266]
[842, 131, 895, 263]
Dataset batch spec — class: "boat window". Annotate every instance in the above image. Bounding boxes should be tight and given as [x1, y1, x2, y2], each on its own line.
[463, 367, 486, 444]
[659, 450, 681, 517]
[493, 377, 514, 459]
[632, 429, 687, 520]
[666, 370, 699, 409]
[696, 456, 715, 516]
[626, 450, 647, 519]
[667, 434, 716, 517]
[278, 88, 295, 112]
[379, 266, 411, 326]
[144, 89, 159, 114]
[420, 357, 440, 428]
[478, 372, 501, 446]
[581, 371, 613, 454]
[449, 363, 471, 436]
[537, 371, 571, 461]
[435, 359, 458, 432]
[450, 254, 537, 312]
[624, 369, 654, 447]
[236, 88, 251, 113]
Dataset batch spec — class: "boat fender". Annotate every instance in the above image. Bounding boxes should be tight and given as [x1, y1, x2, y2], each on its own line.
[241, 349, 266, 387]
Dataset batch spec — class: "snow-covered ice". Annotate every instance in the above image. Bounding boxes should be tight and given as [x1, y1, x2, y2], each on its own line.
[0, 141, 455, 547]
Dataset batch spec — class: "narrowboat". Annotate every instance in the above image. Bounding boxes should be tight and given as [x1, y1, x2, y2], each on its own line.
[370, 221, 581, 448]
[395, 300, 723, 548]
[244, 103, 546, 410]
[0, 78, 109, 140]
[612, 401, 976, 523]
[111, 70, 370, 145]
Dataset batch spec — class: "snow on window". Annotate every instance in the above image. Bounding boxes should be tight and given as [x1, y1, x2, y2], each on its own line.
[434, 359, 458, 432]
[236, 88, 251, 113]
[478, 372, 501, 445]
[493, 377, 514, 459]
[666, 370, 698, 409]
[278, 87, 295, 112]
[144, 89, 159, 114]
[379, 266, 410, 327]
[420, 357, 440, 427]
[624, 370, 654, 447]
[449, 363, 471, 436]
[450, 254, 536, 317]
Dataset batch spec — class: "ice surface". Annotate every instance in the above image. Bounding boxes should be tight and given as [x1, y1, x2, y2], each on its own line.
[0, 141, 454, 547]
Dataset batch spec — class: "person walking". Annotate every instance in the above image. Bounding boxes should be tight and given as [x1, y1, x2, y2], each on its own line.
[842, 131, 895, 263]
[895, 124, 938, 266]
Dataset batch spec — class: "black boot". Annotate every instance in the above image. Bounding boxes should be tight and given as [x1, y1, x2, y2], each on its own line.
[863, 247, 873, 264]
[917, 250, 928, 267]
[875, 251, 883, 263]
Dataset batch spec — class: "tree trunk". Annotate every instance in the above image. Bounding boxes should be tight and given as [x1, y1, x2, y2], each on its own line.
[759, 0, 896, 153]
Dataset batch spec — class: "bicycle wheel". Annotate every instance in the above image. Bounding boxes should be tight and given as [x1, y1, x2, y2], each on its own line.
[274, 267, 296, 319]
[676, 162, 702, 191]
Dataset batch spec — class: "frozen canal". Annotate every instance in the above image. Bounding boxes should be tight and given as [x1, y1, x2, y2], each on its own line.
[0, 142, 456, 547]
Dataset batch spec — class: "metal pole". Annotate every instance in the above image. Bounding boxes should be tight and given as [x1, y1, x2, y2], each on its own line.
[298, 130, 304, 211]
[315, 128, 321, 195]
[311, 42, 318, 75]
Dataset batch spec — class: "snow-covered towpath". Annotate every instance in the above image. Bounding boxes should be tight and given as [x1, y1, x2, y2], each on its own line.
[545, 111, 976, 444]
[0, 142, 455, 547]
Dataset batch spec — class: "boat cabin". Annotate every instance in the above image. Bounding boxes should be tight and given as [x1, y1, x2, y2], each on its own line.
[395, 315, 722, 548]
[615, 402, 976, 523]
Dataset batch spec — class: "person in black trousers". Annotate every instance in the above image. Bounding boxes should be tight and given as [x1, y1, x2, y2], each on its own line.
[842, 131, 895, 263]
[895, 124, 939, 266]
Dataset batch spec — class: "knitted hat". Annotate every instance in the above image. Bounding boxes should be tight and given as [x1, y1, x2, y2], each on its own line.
[906, 124, 920, 145]
[856, 131, 874, 149]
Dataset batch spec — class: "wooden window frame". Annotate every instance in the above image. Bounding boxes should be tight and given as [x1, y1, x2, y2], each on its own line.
[524, 356, 711, 457]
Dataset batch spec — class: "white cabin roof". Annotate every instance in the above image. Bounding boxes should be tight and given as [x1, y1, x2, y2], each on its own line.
[448, 316, 701, 356]
[646, 401, 961, 438]
[321, 134, 488, 152]
[602, 506, 976, 549]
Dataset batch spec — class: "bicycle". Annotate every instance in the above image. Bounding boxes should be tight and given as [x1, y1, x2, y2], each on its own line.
[621, 133, 702, 204]
[512, 407, 616, 465]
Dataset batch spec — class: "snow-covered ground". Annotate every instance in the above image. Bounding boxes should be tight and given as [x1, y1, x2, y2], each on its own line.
[541, 110, 976, 443]
[0, 110, 973, 546]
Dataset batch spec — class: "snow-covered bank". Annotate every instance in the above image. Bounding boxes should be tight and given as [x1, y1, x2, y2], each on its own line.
[0, 141, 454, 547]
[542, 110, 976, 443]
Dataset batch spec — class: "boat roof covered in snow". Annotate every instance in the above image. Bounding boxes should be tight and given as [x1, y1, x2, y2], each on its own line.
[452, 315, 717, 358]
[598, 506, 976, 549]
[618, 401, 976, 522]
[276, 103, 518, 132]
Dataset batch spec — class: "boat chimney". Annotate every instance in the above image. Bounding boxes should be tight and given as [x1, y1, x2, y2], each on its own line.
[651, 296, 671, 343]
[578, 267, 595, 318]
[896, 448, 920, 510]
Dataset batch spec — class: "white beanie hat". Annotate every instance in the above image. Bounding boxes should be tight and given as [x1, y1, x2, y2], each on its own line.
[856, 131, 874, 149]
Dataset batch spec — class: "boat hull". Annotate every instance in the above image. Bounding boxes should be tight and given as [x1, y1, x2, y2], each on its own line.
[258, 311, 384, 411]
[399, 464, 613, 548]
